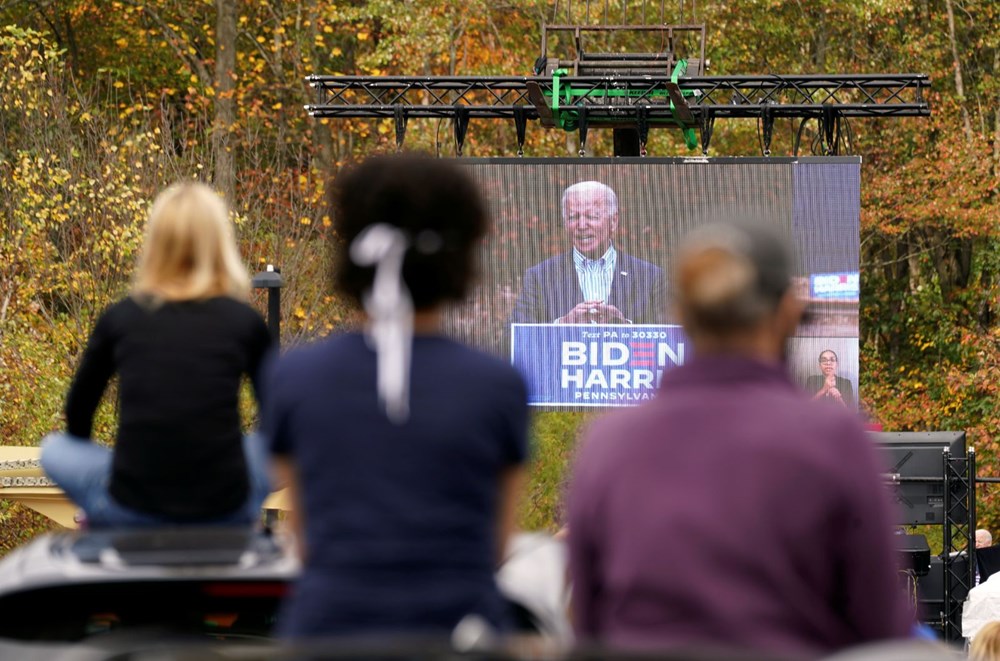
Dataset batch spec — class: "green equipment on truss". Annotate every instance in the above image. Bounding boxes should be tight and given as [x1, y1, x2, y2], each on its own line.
[546, 59, 699, 149]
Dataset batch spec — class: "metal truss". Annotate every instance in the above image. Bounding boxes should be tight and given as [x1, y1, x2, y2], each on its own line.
[892, 449, 974, 642]
[942, 448, 976, 642]
[305, 73, 930, 155]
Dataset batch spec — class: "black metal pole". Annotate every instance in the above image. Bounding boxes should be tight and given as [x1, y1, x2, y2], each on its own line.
[252, 266, 283, 345]
[251, 265, 284, 530]
[971, 447, 978, 595]
[268, 287, 281, 343]
[942, 448, 952, 641]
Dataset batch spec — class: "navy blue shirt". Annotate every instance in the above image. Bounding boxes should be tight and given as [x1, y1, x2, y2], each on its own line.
[263, 333, 529, 637]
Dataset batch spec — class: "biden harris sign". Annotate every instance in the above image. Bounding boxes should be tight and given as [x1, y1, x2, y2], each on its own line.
[510, 324, 687, 406]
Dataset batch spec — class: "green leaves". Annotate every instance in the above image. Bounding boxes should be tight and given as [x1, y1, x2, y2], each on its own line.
[0, 0, 999, 539]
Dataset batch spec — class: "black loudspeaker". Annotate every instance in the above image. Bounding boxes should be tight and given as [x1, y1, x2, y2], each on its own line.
[870, 432, 968, 526]
[916, 554, 969, 632]
[895, 534, 931, 577]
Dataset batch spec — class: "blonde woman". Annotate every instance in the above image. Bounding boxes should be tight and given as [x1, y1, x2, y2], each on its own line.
[973, 621, 1000, 660]
[41, 182, 273, 527]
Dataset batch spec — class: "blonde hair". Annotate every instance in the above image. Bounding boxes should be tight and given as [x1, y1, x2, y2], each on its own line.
[972, 621, 1000, 660]
[132, 182, 250, 302]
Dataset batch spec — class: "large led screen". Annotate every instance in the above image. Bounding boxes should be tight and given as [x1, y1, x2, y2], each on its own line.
[445, 157, 860, 409]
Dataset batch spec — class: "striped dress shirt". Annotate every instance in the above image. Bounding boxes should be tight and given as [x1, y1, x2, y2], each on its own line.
[573, 244, 617, 304]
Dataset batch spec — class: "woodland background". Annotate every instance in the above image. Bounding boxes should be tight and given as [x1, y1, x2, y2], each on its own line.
[0, 0, 998, 552]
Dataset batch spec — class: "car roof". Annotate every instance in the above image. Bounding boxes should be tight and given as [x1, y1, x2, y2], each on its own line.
[0, 527, 299, 597]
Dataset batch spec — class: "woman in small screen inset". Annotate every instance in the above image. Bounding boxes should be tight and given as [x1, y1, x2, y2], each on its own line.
[806, 349, 855, 408]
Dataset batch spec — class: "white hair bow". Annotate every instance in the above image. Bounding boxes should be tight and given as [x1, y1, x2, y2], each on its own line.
[350, 224, 413, 424]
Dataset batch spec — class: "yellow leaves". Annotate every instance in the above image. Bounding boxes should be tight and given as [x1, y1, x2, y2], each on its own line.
[357, 31, 369, 41]
[0, 22, 359, 384]
[115, 37, 128, 48]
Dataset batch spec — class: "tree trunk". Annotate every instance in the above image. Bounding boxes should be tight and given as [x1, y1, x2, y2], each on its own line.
[881, 235, 911, 363]
[213, 0, 237, 203]
[932, 235, 973, 299]
[944, 0, 973, 143]
[994, 48, 1000, 172]
[307, 2, 333, 170]
[976, 238, 995, 328]
[61, 10, 80, 74]
[813, 8, 828, 71]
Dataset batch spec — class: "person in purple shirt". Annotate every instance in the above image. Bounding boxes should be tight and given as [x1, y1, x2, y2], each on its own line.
[566, 222, 913, 657]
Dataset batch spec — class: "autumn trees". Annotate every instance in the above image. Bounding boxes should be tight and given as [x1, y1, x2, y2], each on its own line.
[0, 0, 999, 541]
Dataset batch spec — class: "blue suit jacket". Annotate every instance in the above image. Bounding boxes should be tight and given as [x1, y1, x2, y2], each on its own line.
[510, 250, 668, 324]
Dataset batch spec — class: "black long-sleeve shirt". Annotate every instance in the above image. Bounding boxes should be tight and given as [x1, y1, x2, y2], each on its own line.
[65, 295, 273, 520]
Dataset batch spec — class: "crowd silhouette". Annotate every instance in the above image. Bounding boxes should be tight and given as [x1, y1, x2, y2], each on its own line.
[34, 154, 969, 660]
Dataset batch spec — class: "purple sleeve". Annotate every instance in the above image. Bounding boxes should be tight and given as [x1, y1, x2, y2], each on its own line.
[566, 421, 606, 639]
[834, 416, 915, 640]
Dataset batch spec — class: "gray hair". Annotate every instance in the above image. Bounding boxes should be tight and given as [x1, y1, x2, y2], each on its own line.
[561, 181, 618, 218]
[673, 221, 792, 332]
